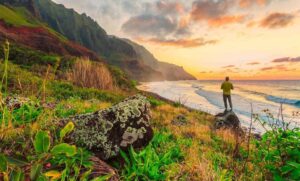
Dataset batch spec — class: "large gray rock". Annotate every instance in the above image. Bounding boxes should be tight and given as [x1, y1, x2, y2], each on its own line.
[60, 94, 153, 160]
[214, 111, 241, 131]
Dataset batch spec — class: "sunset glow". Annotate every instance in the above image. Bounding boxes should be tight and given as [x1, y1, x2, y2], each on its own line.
[53, 0, 300, 80]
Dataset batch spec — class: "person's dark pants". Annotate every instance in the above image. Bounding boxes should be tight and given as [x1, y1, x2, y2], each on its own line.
[223, 94, 232, 110]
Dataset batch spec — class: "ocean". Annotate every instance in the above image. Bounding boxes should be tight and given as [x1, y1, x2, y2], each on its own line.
[138, 80, 300, 134]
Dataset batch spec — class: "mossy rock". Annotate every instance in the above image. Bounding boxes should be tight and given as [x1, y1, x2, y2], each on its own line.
[59, 94, 153, 160]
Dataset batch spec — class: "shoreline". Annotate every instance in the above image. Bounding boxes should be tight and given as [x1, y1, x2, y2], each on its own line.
[140, 89, 264, 139]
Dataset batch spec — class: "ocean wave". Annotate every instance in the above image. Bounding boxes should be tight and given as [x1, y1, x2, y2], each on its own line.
[266, 95, 300, 107]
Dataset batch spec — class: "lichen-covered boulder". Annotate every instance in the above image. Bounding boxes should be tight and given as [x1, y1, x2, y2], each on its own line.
[214, 111, 241, 130]
[60, 94, 153, 160]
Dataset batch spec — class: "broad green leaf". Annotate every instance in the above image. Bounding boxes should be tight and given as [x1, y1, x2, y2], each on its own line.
[0, 154, 7, 172]
[60, 122, 74, 141]
[30, 163, 42, 181]
[34, 131, 50, 153]
[51, 143, 77, 157]
[44, 170, 61, 180]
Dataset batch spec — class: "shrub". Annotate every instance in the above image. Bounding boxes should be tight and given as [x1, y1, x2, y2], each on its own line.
[66, 58, 115, 90]
[254, 110, 300, 180]
[255, 128, 300, 180]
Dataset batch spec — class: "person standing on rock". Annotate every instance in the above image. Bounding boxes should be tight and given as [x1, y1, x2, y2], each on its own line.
[221, 76, 234, 111]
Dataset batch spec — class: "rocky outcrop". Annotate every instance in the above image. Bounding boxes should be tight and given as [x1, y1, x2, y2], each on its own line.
[214, 111, 242, 131]
[214, 111, 244, 158]
[59, 95, 153, 160]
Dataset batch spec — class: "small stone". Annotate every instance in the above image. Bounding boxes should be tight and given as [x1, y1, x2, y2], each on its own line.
[171, 114, 188, 126]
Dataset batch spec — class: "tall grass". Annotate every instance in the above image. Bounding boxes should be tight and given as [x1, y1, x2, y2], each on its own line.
[1, 40, 10, 129]
[1, 39, 9, 95]
[66, 58, 115, 90]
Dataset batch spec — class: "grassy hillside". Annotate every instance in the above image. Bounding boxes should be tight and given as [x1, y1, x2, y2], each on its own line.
[0, 5, 37, 27]
[0, 3, 136, 90]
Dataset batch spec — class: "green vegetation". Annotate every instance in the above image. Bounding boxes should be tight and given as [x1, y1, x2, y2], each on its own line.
[119, 132, 184, 180]
[256, 128, 300, 180]
[253, 111, 300, 180]
[0, 123, 100, 180]
[0, 5, 36, 27]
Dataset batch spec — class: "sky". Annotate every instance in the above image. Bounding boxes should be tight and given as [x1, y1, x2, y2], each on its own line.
[53, 0, 300, 80]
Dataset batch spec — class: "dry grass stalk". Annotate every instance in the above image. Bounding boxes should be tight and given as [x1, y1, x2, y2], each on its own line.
[67, 58, 115, 90]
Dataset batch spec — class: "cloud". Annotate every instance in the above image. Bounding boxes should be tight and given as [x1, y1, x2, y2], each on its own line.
[260, 12, 295, 28]
[260, 66, 273, 71]
[223, 65, 235, 68]
[238, 0, 269, 8]
[207, 15, 246, 27]
[137, 37, 218, 48]
[156, 1, 185, 15]
[190, 0, 249, 27]
[260, 65, 294, 71]
[247, 61, 260, 65]
[121, 1, 193, 39]
[190, 0, 229, 21]
[272, 56, 300, 63]
[122, 15, 177, 37]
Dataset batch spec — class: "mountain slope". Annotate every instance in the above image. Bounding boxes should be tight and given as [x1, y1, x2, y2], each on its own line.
[125, 39, 196, 81]
[0, 3, 136, 90]
[34, 0, 196, 81]
[0, 4, 100, 61]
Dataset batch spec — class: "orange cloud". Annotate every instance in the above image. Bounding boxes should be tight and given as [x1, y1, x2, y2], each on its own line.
[190, 0, 248, 27]
[260, 65, 294, 71]
[137, 37, 218, 48]
[260, 12, 295, 28]
[223, 65, 235, 68]
[239, 0, 268, 8]
[208, 15, 247, 27]
[247, 61, 260, 65]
